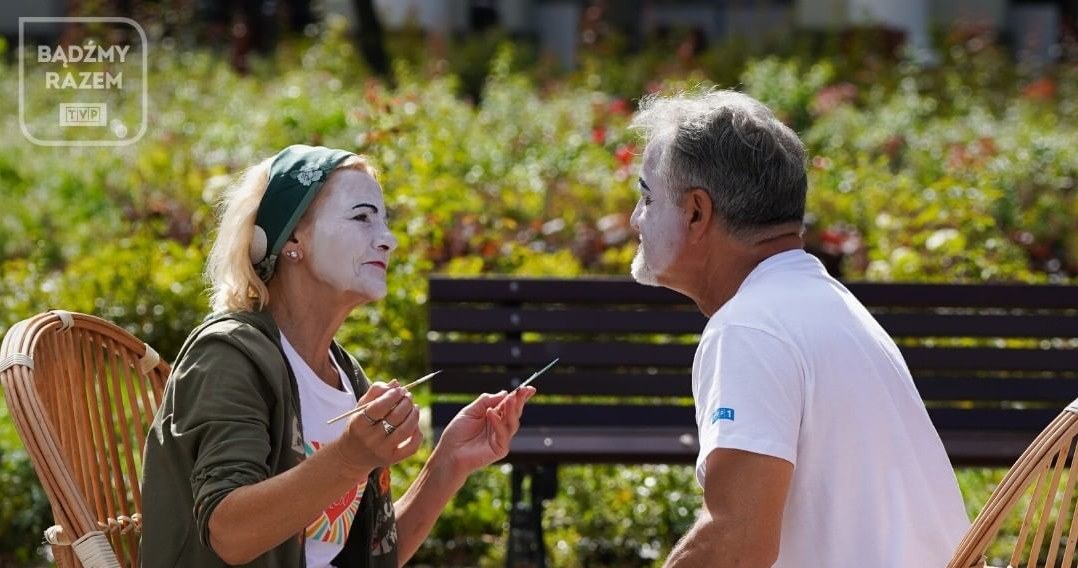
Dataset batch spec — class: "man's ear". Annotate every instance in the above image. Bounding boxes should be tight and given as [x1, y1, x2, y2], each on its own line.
[686, 188, 713, 243]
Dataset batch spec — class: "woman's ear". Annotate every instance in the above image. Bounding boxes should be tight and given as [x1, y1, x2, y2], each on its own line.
[280, 236, 303, 261]
[687, 188, 713, 243]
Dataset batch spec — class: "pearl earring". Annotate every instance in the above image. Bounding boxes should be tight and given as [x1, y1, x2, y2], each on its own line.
[287, 251, 299, 259]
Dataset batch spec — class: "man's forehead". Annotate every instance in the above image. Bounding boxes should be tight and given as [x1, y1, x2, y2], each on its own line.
[639, 142, 667, 188]
[642, 140, 666, 168]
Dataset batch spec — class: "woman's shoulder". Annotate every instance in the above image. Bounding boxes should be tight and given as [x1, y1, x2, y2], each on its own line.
[176, 310, 283, 370]
[193, 310, 277, 345]
[161, 311, 292, 406]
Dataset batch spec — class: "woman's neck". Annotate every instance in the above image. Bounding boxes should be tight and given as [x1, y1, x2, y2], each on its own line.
[268, 292, 353, 389]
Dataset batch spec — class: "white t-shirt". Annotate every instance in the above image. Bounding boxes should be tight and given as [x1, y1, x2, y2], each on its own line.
[692, 249, 969, 566]
[281, 334, 367, 568]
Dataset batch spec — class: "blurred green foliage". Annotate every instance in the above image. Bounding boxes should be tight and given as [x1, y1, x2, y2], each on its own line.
[1, 18, 1075, 566]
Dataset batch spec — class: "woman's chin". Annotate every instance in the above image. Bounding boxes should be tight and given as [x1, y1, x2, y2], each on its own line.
[357, 282, 388, 302]
[333, 281, 387, 306]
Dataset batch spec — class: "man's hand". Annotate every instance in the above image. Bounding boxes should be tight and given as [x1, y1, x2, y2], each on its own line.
[664, 448, 793, 568]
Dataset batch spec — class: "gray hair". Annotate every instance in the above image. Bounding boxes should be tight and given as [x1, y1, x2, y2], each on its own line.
[630, 90, 807, 240]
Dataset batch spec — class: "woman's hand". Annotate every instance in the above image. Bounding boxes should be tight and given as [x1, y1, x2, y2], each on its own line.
[327, 381, 423, 479]
[432, 386, 536, 478]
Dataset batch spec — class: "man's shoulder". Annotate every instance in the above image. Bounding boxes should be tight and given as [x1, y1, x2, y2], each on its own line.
[730, 259, 848, 318]
[708, 270, 854, 356]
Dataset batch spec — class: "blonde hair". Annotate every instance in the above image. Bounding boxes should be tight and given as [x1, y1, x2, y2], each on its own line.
[206, 154, 378, 313]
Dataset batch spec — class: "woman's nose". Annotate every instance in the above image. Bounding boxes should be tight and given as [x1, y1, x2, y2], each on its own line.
[376, 230, 398, 252]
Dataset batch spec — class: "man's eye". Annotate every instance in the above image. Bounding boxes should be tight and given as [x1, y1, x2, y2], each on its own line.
[644, 196, 653, 206]
[353, 214, 369, 222]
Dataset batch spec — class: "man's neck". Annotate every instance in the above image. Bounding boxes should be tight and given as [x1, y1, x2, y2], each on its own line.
[681, 232, 804, 318]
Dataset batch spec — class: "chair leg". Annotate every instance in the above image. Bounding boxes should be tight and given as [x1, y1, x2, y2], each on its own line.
[52, 543, 80, 568]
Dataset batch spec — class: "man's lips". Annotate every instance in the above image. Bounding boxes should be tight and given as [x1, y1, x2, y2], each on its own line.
[364, 260, 387, 270]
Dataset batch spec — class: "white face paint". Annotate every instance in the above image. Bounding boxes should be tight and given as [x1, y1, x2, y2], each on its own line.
[300, 169, 398, 301]
[629, 142, 689, 287]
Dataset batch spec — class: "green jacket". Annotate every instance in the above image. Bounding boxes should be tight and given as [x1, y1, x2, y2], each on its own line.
[140, 310, 399, 567]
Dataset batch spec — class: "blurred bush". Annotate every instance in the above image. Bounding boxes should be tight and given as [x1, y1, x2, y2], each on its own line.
[0, 20, 1075, 566]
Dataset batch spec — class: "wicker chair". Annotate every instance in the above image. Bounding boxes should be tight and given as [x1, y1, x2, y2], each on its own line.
[0, 310, 169, 568]
[948, 397, 1078, 568]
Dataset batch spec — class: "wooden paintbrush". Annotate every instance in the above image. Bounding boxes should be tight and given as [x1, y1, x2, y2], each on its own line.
[326, 370, 442, 424]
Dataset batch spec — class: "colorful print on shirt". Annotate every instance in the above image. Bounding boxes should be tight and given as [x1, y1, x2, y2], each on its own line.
[304, 440, 366, 544]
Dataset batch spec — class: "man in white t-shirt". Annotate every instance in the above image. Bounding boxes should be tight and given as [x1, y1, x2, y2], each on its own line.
[626, 90, 970, 567]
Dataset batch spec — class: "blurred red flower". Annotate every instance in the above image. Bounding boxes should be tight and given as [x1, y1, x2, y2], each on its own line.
[1023, 78, 1056, 101]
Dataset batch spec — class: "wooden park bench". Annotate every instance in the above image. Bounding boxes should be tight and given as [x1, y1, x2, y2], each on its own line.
[427, 275, 1077, 566]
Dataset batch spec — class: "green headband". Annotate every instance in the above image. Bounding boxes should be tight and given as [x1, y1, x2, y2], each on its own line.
[250, 144, 356, 281]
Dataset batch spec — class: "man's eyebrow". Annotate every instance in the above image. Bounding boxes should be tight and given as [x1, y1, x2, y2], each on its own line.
[352, 203, 379, 214]
[638, 178, 651, 192]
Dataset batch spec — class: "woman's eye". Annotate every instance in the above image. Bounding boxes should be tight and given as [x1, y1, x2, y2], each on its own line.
[644, 197, 653, 206]
[353, 214, 369, 222]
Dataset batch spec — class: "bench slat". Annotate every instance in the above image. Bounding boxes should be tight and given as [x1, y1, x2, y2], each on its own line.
[430, 306, 706, 334]
[429, 276, 686, 305]
[495, 427, 700, 465]
[916, 377, 1077, 401]
[849, 283, 1078, 310]
[876, 313, 1078, 338]
[432, 403, 1061, 431]
[429, 276, 1078, 309]
[426, 370, 1077, 402]
[431, 342, 1077, 372]
[450, 428, 1036, 466]
[429, 370, 694, 396]
[431, 307, 1077, 338]
[902, 347, 1077, 372]
[429, 341, 695, 367]
[433, 402, 693, 428]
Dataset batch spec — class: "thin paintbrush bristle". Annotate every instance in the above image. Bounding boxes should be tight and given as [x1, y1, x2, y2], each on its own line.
[517, 357, 559, 390]
[404, 369, 442, 391]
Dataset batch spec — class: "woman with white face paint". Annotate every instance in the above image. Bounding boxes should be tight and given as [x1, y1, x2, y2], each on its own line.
[140, 145, 536, 568]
